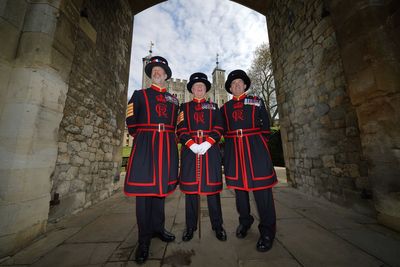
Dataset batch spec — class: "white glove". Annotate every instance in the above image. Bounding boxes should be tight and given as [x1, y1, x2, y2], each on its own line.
[189, 143, 200, 154]
[197, 141, 212, 155]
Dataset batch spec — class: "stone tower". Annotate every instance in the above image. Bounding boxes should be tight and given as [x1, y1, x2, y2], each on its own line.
[141, 42, 153, 89]
[210, 54, 228, 107]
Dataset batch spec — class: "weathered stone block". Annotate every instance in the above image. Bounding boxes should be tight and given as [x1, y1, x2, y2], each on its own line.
[344, 164, 360, 178]
[0, 17, 21, 61]
[0, 0, 28, 29]
[0, 194, 49, 235]
[58, 142, 67, 153]
[82, 125, 93, 137]
[71, 155, 84, 166]
[322, 155, 335, 168]
[70, 179, 86, 192]
[56, 180, 70, 196]
[23, 3, 58, 35]
[68, 141, 81, 152]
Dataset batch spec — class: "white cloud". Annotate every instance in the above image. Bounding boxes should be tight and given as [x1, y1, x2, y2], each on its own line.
[128, 0, 268, 97]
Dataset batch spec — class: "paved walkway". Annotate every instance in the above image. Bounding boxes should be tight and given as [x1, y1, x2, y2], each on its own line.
[1, 168, 399, 267]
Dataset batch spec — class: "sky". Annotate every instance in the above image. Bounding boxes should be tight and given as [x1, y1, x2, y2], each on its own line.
[128, 0, 269, 96]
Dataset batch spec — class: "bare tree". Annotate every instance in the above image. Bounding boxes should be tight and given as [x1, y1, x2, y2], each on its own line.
[247, 43, 278, 125]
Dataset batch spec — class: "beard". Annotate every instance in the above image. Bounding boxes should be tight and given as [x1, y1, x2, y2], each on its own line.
[152, 74, 165, 85]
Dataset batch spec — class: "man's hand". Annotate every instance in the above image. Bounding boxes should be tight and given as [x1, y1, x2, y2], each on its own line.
[197, 141, 212, 155]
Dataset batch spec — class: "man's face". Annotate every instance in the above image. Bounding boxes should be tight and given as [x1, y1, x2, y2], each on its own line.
[151, 66, 167, 85]
[192, 82, 207, 99]
[230, 78, 246, 96]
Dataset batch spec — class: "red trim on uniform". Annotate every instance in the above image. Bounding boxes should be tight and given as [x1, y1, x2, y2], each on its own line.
[260, 134, 272, 157]
[225, 133, 263, 138]
[214, 126, 223, 130]
[137, 128, 174, 133]
[226, 170, 276, 182]
[193, 97, 206, 103]
[128, 123, 175, 129]
[186, 103, 192, 131]
[158, 131, 164, 195]
[230, 138, 238, 180]
[180, 181, 199, 185]
[252, 172, 276, 180]
[206, 152, 209, 185]
[226, 127, 261, 133]
[128, 124, 175, 136]
[212, 128, 222, 137]
[226, 181, 278, 191]
[123, 187, 177, 197]
[259, 135, 277, 181]
[150, 84, 167, 92]
[195, 153, 199, 183]
[206, 137, 216, 145]
[245, 137, 255, 179]
[239, 137, 248, 190]
[126, 181, 155, 186]
[168, 179, 178, 185]
[189, 130, 212, 134]
[224, 128, 262, 138]
[170, 103, 175, 125]
[167, 133, 170, 179]
[177, 127, 188, 138]
[223, 104, 231, 131]
[185, 139, 195, 148]
[142, 90, 151, 123]
[209, 108, 212, 130]
[233, 93, 246, 101]
[205, 152, 222, 186]
[125, 142, 136, 185]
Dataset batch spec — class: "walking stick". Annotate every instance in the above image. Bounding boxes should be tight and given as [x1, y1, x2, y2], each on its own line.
[197, 160, 201, 240]
[197, 130, 203, 239]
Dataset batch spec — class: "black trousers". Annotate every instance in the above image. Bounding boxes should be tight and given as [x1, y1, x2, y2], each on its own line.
[136, 196, 165, 245]
[235, 188, 276, 239]
[185, 193, 223, 230]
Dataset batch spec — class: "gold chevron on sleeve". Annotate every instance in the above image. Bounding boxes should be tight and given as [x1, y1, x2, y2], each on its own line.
[126, 103, 134, 117]
[177, 111, 184, 124]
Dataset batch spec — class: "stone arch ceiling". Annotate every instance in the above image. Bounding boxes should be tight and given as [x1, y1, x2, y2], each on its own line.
[128, 0, 271, 15]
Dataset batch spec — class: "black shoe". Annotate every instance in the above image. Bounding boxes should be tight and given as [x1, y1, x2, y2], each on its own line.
[154, 229, 175, 242]
[236, 224, 251, 238]
[182, 228, 195, 242]
[215, 227, 227, 241]
[256, 236, 273, 252]
[135, 244, 149, 264]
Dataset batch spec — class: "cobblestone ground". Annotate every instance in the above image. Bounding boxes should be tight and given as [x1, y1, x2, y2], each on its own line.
[1, 168, 399, 267]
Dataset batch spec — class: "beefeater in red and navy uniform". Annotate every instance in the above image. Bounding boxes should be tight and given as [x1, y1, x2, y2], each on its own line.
[125, 56, 179, 264]
[221, 69, 277, 252]
[177, 72, 227, 242]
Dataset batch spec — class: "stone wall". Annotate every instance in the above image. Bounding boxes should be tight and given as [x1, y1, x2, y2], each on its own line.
[49, 0, 132, 220]
[0, 0, 75, 256]
[326, 0, 400, 230]
[267, 0, 373, 213]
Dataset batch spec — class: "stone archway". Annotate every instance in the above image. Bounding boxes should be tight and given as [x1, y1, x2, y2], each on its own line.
[0, 0, 399, 258]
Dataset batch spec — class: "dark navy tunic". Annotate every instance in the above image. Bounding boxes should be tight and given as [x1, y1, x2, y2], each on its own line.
[221, 93, 277, 191]
[124, 84, 179, 197]
[177, 98, 224, 195]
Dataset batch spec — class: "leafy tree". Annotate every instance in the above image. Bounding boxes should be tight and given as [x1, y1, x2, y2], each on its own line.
[247, 43, 278, 125]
